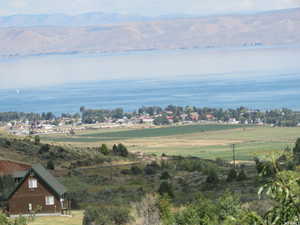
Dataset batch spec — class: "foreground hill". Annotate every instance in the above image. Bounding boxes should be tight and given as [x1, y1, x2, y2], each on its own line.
[0, 8, 300, 57]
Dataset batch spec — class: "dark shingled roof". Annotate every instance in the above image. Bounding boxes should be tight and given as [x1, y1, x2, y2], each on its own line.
[31, 164, 67, 196]
[7, 164, 67, 200]
[12, 171, 27, 178]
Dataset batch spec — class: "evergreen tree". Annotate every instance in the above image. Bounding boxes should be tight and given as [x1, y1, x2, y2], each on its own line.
[46, 160, 55, 170]
[100, 144, 109, 155]
[117, 143, 128, 157]
[226, 168, 237, 182]
[34, 135, 40, 145]
[112, 144, 118, 155]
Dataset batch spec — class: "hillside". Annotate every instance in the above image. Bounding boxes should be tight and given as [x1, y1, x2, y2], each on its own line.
[0, 8, 300, 57]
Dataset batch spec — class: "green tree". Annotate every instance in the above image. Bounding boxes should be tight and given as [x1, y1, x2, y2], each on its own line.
[293, 138, 300, 164]
[217, 191, 241, 221]
[34, 135, 40, 145]
[46, 160, 55, 170]
[226, 168, 237, 182]
[117, 143, 128, 157]
[158, 181, 174, 198]
[112, 144, 118, 155]
[153, 115, 170, 126]
[174, 195, 218, 225]
[100, 144, 109, 155]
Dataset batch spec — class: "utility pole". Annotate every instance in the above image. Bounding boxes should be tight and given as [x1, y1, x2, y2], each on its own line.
[232, 144, 236, 169]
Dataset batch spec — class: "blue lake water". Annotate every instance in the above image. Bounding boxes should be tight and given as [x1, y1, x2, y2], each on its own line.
[0, 46, 300, 113]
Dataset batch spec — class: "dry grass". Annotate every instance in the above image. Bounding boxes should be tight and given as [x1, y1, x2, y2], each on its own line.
[28, 211, 83, 225]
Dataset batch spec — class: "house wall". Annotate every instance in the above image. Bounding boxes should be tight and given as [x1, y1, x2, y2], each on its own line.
[8, 174, 62, 215]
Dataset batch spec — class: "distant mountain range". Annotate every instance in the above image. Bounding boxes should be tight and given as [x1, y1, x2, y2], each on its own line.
[0, 12, 151, 27]
[0, 12, 197, 27]
[0, 8, 299, 57]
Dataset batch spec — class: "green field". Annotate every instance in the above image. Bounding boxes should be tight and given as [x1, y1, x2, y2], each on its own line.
[43, 124, 244, 142]
[42, 125, 300, 161]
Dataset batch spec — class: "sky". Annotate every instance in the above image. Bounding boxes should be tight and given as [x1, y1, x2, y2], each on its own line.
[0, 0, 300, 16]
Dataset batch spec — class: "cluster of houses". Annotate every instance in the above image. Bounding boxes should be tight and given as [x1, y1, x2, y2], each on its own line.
[2, 110, 271, 137]
[5, 120, 86, 136]
[0, 159, 70, 217]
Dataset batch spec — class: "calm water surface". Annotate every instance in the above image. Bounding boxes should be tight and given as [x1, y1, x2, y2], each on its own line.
[0, 46, 300, 113]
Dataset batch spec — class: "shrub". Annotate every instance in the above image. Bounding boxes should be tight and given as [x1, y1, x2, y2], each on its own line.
[254, 157, 276, 177]
[144, 166, 157, 175]
[130, 166, 142, 175]
[144, 161, 160, 175]
[158, 181, 174, 198]
[160, 171, 171, 180]
[83, 206, 132, 225]
[46, 160, 55, 170]
[174, 195, 218, 225]
[226, 168, 237, 182]
[39, 144, 50, 154]
[4, 139, 11, 147]
[286, 160, 296, 171]
[237, 169, 247, 181]
[175, 159, 204, 172]
[159, 195, 175, 225]
[121, 169, 131, 175]
[217, 191, 241, 221]
[215, 157, 226, 166]
[206, 168, 219, 184]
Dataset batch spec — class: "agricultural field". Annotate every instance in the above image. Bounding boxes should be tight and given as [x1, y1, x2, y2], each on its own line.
[41, 124, 300, 161]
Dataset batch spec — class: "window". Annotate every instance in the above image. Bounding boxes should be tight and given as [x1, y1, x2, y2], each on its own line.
[28, 178, 37, 188]
[45, 196, 55, 205]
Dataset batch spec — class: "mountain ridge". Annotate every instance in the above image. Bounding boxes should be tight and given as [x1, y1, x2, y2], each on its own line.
[0, 8, 299, 58]
[1, 7, 299, 27]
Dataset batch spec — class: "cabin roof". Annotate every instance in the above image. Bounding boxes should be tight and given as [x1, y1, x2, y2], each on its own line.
[12, 171, 27, 178]
[0, 159, 31, 175]
[7, 164, 67, 200]
[31, 164, 67, 196]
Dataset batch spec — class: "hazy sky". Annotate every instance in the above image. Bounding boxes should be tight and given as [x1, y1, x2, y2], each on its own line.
[0, 0, 300, 16]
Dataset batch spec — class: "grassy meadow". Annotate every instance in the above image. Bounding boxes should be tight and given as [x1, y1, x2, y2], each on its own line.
[41, 124, 300, 161]
[27, 211, 83, 225]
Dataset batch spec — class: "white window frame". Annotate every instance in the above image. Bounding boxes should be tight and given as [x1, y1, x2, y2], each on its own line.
[28, 203, 32, 211]
[28, 178, 37, 188]
[45, 196, 55, 206]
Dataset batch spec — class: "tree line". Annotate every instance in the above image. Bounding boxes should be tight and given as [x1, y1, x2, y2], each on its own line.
[1, 105, 300, 127]
[81, 105, 300, 126]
